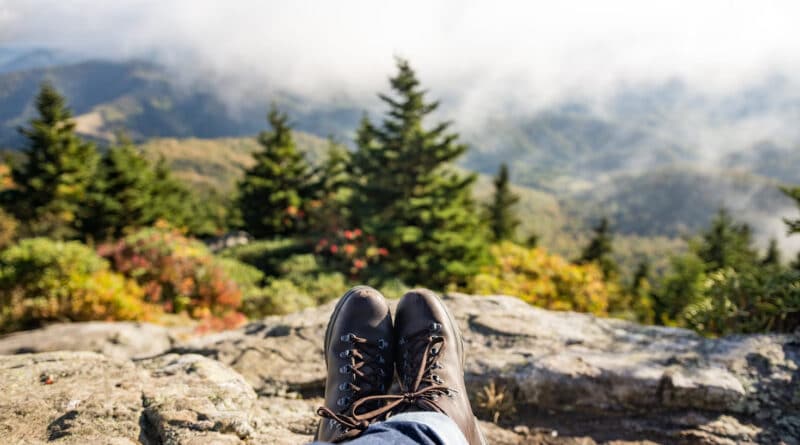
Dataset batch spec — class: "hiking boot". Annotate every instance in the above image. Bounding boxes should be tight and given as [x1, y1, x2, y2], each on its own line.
[315, 286, 395, 442]
[391, 288, 487, 445]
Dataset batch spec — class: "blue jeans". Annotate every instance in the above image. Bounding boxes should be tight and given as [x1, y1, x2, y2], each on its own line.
[310, 412, 468, 445]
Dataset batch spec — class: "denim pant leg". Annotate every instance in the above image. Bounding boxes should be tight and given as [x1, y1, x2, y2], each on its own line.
[310, 412, 469, 445]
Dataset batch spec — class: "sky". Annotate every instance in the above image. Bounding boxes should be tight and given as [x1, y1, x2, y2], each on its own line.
[1, 0, 800, 112]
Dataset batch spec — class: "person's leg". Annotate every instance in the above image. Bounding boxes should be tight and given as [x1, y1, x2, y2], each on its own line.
[310, 412, 468, 445]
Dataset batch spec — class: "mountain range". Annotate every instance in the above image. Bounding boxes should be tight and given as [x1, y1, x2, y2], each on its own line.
[1, 46, 799, 259]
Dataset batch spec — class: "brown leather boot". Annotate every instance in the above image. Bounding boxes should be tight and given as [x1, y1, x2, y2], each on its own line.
[315, 286, 395, 442]
[390, 288, 487, 445]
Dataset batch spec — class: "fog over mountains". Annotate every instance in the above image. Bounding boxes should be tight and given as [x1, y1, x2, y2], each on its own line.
[1, 0, 799, 255]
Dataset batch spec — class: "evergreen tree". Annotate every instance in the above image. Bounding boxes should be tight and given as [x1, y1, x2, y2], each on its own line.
[350, 59, 487, 287]
[578, 217, 617, 279]
[238, 106, 313, 238]
[308, 141, 351, 232]
[630, 259, 651, 294]
[629, 259, 655, 324]
[150, 157, 216, 235]
[311, 139, 350, 204]
[782, 186, 800, 235]
[486, 163, 520, 241]
[2, 82, 98, 239]
[83, 137, 157, 240]
[696, 208, 758, 271]
[780, 186, 800, 271]
[761, 238, 781, 267]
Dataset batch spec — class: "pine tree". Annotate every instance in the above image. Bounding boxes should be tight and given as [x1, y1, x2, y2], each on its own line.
[150, 157, 214, 235]
[782, 186, 800, 235]
[696, 208, 758, 271]
[630, 259, 651, 293]
[238, 106, 313, 239]
[308, 140, 350, 232]
[313, 139, 350, 202]
[578, 217, 617, 279]
[83, 137, 157, 240]
[761, 238, 781, 267]
[2, 82, 98, 239]
[486, 163, 520, 241]
[630, 259, 655, 324]
[350, 59, 487, 287]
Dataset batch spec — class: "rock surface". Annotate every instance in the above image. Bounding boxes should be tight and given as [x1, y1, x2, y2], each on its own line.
[1, 293, 798, 444]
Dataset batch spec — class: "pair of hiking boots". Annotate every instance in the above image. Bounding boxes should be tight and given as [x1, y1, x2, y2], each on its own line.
[315, 286, 486, 444]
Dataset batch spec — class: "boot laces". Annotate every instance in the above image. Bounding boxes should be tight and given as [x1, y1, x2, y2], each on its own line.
[349, 322, 456, 420]
[317, 333, 389, 435]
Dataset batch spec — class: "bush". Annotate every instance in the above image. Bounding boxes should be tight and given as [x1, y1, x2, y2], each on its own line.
[314, 228, 389, 280]
[220, 238, 308, 277]
[241, 253, 349, 318]
[98, 227, 243, 325]
[0, 208, 17, 249]
[217, 257, 265, 299]
[0, 238, 150, 332]
[470, 242, 610, 315]
[680, 267, 800, 335]
[241, 279, 317, 316]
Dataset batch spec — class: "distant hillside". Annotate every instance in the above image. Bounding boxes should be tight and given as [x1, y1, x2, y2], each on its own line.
[567, 166, 795, 240]
[0, 47, 81, 73]
[0, 58, 361, 149]
[138, 133, 331, 194]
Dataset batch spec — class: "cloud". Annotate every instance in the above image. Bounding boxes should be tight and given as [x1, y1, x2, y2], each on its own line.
[3, 0, 800, 113]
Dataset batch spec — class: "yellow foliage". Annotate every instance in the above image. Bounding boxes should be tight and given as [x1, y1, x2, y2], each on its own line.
[69, 270, 156, 321]
[471, 242, 610, 315]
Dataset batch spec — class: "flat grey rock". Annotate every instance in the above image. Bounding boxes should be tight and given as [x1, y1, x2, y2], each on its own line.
[1, 293, 798, 444]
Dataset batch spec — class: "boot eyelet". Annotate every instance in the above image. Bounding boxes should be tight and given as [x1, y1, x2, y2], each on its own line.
[340, 333, 354, 342]
[378, 356, 385, 364]
[430, 348, 439, 356]
[377, 339, 388, 350]
[339, 365, 350, 374]
[399, 337, 406, 345]
[378, 369, 386, 377]
[337, 396, 351, 407]
[339, 350, 352, 358]
[430, 322, 442, 332]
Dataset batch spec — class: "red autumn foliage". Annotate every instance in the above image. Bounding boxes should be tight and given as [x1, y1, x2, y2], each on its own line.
[314, 228, 388, 279]
[98, 228, 244, 330]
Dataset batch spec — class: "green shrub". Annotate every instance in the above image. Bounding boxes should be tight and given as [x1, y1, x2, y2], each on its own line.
[240, 253, 349, 318]
[0, 238, 150, 332]
[217, 257, 265, 299]
[681, 267, 800, 335]
[242, 279, 316, 316]
[220, 238, 308, 277]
